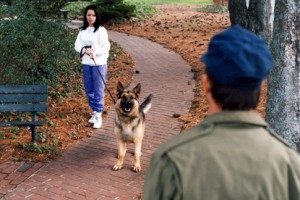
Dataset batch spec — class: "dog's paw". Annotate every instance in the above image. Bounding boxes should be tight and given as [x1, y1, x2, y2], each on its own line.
[113, 164, 122, 171]
[133, 165, 141, 173]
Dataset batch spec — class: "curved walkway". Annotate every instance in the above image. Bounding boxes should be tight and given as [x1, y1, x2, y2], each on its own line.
[0, 27, 194, 200]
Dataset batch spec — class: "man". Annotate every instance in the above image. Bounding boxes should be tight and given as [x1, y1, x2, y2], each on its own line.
[142, 25, 300, 200]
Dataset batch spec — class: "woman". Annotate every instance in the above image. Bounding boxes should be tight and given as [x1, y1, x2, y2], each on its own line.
[75, 5, 110, 129]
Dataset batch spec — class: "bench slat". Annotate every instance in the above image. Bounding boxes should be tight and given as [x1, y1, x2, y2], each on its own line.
[0, 85, 48, 94]
[0, 85, 48, 143]
[0, 121, 45, 127]
[0, 104, 48, 112]
[0, 94, 48, 103]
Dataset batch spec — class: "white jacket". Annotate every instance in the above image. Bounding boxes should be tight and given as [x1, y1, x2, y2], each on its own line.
[75, 26, 110, 66]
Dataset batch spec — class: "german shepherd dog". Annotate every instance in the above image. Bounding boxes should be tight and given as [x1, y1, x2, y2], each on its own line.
[113, 81, 152, 172]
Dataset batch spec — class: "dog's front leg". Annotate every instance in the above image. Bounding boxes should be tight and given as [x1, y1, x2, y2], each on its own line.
[133, 142, 142, 172]
[113, 140, 127, 171]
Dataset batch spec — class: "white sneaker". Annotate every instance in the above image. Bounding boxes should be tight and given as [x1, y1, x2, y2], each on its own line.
[93, 113, 102, 129]
[88, 111, 97, 124]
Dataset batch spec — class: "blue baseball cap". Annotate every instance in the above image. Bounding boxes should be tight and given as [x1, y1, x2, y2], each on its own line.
[200, 25, 273, 90]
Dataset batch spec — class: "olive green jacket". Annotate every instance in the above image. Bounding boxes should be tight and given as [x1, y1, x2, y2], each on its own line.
[143, 111, 300, 200]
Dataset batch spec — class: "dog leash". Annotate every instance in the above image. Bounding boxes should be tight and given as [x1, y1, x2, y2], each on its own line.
[80, 46, 116, 104]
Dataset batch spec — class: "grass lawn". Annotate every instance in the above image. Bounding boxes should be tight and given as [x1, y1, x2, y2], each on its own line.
[125, 0, 213, 5]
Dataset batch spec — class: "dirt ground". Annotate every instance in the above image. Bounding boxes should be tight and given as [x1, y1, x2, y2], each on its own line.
[0, 5, 268, 163]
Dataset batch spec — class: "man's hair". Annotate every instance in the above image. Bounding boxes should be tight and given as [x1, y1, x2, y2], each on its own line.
[207, 73, 261, 111]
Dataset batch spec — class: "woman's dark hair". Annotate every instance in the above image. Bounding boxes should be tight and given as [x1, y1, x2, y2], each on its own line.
[80, 5, 103, 32]
[207, 73, 261, 111]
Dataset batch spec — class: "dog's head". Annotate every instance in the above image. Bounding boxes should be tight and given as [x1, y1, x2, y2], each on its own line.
[115, 81, 141, 115]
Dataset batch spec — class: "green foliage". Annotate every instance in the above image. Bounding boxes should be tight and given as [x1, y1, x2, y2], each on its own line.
[197, 5, 228, 13]
[63, 0, 156, 21]
[0, 133, 6, 139]
[32, 0, 68, 15]
[68, 131, 79, 140]
[133, 2, 157, 19]
[51, 133, 59, 145]
[0, 0, 80, 99]
[10, 127, 20, 134]
[9, 134, 18, 139]
[0, 0, 69, 18]
[49, 121, 57, 127]
[21, 143, 60, 155]
[125, 0, 212, 5]
[94, 0, 137, 23]
[37, 132, 48, 143]
[64, 1, 93, 17]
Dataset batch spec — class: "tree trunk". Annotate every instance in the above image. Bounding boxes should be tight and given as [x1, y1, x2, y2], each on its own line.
[266, 0, 300, 151]
[228, 0, 273, 44]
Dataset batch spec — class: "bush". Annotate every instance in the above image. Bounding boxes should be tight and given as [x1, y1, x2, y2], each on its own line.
[132, 2, 157, 19]
[0, 0, 69, 18]
[64, 1, 93, 17]
[63, 0, 156, 22]
[0, 0, 79, 98]
[94, 0, 137, 23]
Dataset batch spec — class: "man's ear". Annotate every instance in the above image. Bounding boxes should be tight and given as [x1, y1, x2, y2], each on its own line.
[202, 74, 211, 95]
[261, 79, 267, 89]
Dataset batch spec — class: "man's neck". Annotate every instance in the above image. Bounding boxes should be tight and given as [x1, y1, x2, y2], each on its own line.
[207, 104, 222, 115]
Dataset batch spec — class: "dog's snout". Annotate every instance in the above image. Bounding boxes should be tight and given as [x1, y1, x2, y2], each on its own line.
[123, 101, 131, 107]
[120, 100, 134, 113]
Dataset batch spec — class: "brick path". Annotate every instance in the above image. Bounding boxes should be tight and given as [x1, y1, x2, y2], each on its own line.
[0, 24, 194, 199]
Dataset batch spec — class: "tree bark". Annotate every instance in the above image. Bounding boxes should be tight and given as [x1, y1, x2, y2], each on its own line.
[228, 0, 273, 44]
[266, 0, 300, 151]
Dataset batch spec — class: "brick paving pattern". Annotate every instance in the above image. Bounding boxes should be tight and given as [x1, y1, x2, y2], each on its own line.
[0, 23, 194, 199]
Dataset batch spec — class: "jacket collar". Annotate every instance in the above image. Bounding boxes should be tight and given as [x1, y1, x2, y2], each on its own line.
[203, 111, 268, 127]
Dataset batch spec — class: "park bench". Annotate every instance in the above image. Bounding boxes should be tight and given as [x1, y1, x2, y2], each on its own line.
[0, 85, 48, 142]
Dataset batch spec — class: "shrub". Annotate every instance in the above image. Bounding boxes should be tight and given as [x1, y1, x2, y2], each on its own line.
[132, 2, 157, 19]
[64, 1, 93, 17]
[63, 0, 156, 22]
[0, 0, 79, 99]
[94, 0, 137, 23]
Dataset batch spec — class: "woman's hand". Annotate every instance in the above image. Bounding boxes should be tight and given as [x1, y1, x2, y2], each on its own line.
[85, 48, 94, 59]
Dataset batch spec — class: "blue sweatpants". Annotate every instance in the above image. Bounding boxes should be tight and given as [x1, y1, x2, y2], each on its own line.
[82, 64, 107, 113]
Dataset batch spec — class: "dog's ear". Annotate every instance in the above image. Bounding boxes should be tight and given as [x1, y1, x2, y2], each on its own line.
[117, 81, 124, 93]
[133, 83, 141, 98]
[117, 81, 125, 99]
